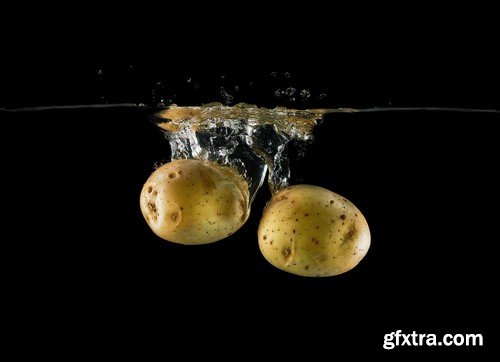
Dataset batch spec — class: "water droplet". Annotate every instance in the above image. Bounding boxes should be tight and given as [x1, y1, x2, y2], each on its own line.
[290, 97, 296, 102]
[97, 69, 103, 76]
[300, 89, 311, 100]
[220, 87, 234, 105]
[186, 77, 192, 83]
[234, 85, 239, 91]
[319, 93, 327, 99]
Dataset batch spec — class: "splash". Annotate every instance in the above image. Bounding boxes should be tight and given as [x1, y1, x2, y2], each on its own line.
[153, 103, 329, 200]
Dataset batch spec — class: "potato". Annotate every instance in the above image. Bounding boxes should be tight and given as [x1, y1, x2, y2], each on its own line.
[140, 159, 250, 244]
[258, 185, 370, 276]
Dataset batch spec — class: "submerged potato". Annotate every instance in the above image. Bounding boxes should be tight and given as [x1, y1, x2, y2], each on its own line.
[258, 185, 370, 277]
[140, 159, 250, 244]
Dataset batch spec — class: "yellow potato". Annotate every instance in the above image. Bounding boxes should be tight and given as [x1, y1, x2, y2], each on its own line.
[140, 159, 250, 244]
[258, 185, 370, 276]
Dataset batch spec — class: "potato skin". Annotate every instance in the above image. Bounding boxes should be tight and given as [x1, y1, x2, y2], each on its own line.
[140, 159, 249, 244]
[258, 185, 370, 277]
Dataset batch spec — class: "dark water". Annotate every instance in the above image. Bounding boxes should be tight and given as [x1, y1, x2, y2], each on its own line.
[3, 105, 498, 354]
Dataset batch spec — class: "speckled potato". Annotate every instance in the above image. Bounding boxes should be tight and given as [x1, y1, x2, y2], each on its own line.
[140, 159, 250, 244]
[258, 185, 370, 277]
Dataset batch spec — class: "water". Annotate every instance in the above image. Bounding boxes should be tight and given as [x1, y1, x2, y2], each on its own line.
[152, 103, 327, 200]
[4, 100, 497, 350]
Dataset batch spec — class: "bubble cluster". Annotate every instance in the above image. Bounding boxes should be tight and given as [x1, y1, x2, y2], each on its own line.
[153, 103, 326, 197]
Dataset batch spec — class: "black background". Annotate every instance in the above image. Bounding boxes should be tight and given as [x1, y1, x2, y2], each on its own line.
[2, 65, 498, 356]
